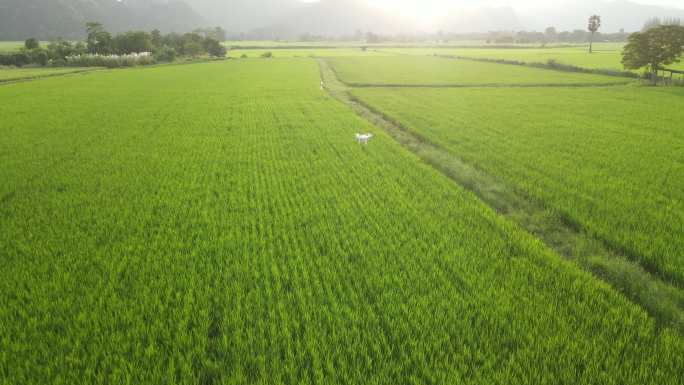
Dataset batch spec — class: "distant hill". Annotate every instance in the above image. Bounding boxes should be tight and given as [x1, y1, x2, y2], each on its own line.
[437, 7, 524, 33]
[186, 0, 300, 34]
[2, 0, 684, 40]
[0, 0, 206, 40]
[520, 0, 684, 32]
[257, 0, 674, 37]
[254, 0, 412, 39]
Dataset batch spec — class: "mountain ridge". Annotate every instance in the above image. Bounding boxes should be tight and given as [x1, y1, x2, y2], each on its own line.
[0, 0, 206, 40]
[1, 0, 684, 40]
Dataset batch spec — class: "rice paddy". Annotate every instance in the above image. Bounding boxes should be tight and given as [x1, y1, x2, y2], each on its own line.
[350, 86, 684, 285]
[378, 44, 684, 72]
[2, 49, 683, 385]
[0, 41, 24, 52]
[229, 47, 385, 58]
[0, 67, 97, 82]
[327, 55, 633, 86]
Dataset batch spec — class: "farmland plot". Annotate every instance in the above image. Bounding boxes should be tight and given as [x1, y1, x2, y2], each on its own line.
[0, 66, 96, 82]
[1, 59, 683, 384]
[327, 56, 632, 86]
[378, 45, 684, 73]
[351, 86, 684, 285]
[229, 47, 387, 58]
[0, 41, 23, 52]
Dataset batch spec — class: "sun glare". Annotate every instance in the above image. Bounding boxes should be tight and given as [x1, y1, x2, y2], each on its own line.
[369, 0, 453, 24]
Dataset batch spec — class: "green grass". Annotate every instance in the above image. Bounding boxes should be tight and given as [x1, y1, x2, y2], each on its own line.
[0, 67, 97, 82]
[225, 40, 366, 48]
[1, 58, 683, 384]
[224, 40, 490, 48]
[229, 47, 387, 58]
[380, 44, 684, 72]
[351, 85, 684, 286]
[328, 56, 633, 86]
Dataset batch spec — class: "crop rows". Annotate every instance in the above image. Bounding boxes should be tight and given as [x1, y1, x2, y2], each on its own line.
[327, 56, 631, 86]
[1, 59, 683, 384]
[378, 45, 684, 72]
[351, 85, 684, 286]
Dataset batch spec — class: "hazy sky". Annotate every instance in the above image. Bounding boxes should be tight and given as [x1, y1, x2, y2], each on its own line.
[367, 0, 684, 9]
[302, 0, 684, 23]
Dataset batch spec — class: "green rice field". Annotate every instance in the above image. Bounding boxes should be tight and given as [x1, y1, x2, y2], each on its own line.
[0, 41, 24, 52]
[379, 43, 684, 72]
[2, 50, 684, 384]
[0, 67, 96, 82]
[225, 40, 367, 48]
[229, 47, 385, 58]
[328, 56, 632, 86]
[350, 86, 684, 285]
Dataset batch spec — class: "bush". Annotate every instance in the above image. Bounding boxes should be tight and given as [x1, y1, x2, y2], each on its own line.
[46, 40, 87, 62]
[183, 42, 203, 58]
[113, 31, 153, 55]
[0, 52, 30, 67]
[154, 46, 177, 63]
[24, 38, 40, 50]
[25, 48, 49, 66]
[261, 51, 273, 58]
[203, 38, 227, 58]
[51, 58, 66, 67]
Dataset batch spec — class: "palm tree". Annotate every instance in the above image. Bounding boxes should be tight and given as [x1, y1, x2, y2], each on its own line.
[588, 15, 601, 53]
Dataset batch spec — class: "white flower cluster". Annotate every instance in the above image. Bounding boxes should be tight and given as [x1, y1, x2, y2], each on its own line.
[65, 52, 155, 68]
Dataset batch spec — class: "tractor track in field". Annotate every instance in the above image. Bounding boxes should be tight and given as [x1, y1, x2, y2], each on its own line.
[317, 57, 684, 334]
[0, 68, 102, 85]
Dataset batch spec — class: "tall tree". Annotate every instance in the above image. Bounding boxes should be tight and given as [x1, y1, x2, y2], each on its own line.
[24, 38, 40, 50]
[113, 31, 153, 54]
[587, 15, 601, 53]
[203, 38, 227, 57]
[85, 22, 112, 54]
[622, 25, 684, 83]
[151, 29, 162, 47]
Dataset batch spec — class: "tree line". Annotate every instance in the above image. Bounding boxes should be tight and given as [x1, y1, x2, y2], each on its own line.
[286, 29, 631, 45]
[486, 28, 628, 45]
[0, 23, 228, 67]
